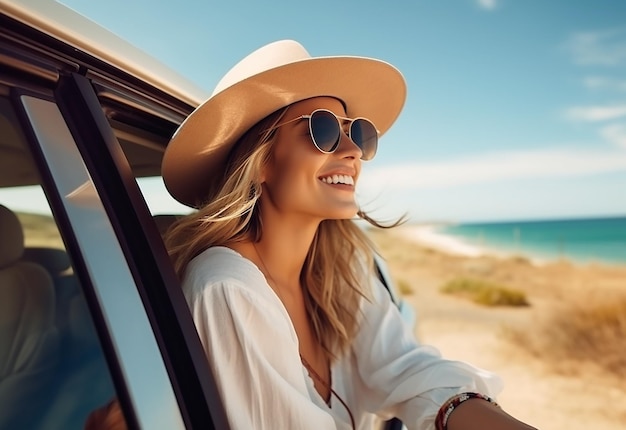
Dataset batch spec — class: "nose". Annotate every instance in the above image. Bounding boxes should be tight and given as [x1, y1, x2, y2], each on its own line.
[335, 129, 363, 160]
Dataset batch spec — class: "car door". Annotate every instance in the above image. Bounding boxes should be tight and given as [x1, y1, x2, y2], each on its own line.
[0, 5, 226, 429]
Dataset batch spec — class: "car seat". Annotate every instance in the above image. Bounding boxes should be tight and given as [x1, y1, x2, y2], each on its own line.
[22, 246, 77, 337]
[20, 236, 116, 428]
[0, 204, 60, 428]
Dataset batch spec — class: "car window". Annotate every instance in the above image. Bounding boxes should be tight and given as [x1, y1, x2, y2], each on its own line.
[0, 96, 119, 429]
[137, 176, 192, 217]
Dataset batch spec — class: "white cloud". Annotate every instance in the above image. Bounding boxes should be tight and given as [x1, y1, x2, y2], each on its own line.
[583, 76, 626, 92]
[565, 28, 626, 66]
[564, 104, 626, 121]
[359, 148, 626, 192]
[600, 123, 626, 149]
[476, 0, 497, 10]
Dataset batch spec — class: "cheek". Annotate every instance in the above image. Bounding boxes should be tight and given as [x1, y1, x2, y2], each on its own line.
[264, 135, 329, 200]
[264, 156, 320, 205]
[269, 142, 322, 184]
[265, 163, 307, 197]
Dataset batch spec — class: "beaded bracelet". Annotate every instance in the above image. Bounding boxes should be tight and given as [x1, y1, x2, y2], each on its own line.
[435, 392, 500, 430]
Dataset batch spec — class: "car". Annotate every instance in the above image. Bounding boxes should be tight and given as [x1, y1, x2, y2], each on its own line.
[0, 1, 413, 428]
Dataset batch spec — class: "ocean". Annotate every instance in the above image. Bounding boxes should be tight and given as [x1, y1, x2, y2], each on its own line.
[438, 216, 626, 266]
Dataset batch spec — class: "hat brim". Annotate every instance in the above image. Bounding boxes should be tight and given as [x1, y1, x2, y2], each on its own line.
[162, 55, 406, 207]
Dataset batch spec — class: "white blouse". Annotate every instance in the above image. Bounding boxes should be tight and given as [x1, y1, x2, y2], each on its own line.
[182, 246, 502, 430]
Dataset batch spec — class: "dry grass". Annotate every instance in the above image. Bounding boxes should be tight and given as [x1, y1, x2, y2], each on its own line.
[508, 293, 626, 378]
[396, 279, 414, 295]
[440, 277, 530, 307]
[16, 212, 64, 249]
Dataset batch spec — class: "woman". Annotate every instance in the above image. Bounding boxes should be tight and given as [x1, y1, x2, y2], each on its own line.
[162, 40, 536, 430]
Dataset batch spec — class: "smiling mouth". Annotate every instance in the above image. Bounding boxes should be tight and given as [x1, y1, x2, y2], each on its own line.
[319, 174, 355, 186]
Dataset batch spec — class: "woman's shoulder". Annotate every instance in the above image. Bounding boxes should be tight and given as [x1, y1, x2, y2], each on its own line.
[183, 246, 266, 294]
[182, 246, 296, 339]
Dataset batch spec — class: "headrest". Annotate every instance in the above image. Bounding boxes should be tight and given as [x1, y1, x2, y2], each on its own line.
[153, 214, 180, 237]
[22, 247, 71, 275]
[0, 205, 24, 267]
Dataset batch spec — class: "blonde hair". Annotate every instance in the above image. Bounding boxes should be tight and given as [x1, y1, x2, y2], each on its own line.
[165, 106, 401, 362]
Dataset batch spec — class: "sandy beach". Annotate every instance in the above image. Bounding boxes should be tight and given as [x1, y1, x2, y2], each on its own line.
[367, 225, 626, 430]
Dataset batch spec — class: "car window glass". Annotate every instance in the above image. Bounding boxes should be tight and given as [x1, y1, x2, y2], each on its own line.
[137, 176, 192, 217]
[0, 95, 121, 429]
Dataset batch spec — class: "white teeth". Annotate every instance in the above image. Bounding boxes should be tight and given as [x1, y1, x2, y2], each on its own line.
[321, 174, 354, 185]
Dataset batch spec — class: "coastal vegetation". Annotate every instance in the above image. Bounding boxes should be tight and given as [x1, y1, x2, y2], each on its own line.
[439, 277, 529, 307]
[397, 279, 414, 295]
[508, 294, 626, 378]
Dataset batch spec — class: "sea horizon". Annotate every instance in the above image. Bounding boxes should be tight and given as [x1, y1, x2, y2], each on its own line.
[405, 214, 626, 266]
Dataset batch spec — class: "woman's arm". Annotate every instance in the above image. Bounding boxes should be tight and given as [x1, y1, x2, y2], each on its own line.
[446, 399, 537, 430]
[352, 276, 536, 429]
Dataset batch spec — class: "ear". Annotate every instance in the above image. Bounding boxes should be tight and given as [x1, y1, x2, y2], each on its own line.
[258, 166, 267, 184]
[259, 157, 272, 183]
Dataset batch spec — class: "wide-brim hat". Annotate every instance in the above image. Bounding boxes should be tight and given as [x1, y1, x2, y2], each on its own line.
[162, 39, 407, 208]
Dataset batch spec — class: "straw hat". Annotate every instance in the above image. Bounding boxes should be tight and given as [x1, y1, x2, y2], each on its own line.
[162, 39, 406, 207]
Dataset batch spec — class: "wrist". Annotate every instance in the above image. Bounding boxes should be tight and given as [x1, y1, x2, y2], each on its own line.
[435, 392, 499, 430]
[437, 393, 538, 430]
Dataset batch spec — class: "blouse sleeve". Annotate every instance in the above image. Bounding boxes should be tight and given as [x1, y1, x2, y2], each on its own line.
[352, 276, 503, 430]
[184, 272, 336, 430]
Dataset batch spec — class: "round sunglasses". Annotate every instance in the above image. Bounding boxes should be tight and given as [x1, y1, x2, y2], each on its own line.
[266, 109, 379, 160]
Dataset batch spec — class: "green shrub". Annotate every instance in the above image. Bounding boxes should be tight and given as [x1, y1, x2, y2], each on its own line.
[440, 277, 529, 307]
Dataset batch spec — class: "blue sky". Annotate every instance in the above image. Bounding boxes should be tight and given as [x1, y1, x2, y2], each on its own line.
[61, 0, 626, 223]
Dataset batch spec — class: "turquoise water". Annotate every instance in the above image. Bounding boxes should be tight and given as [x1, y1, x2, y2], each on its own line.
[440, 216, 626, 266]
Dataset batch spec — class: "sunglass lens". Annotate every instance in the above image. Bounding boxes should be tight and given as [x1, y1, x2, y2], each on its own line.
[350, 119, 378, 160]
[310, 111, 340, 153]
